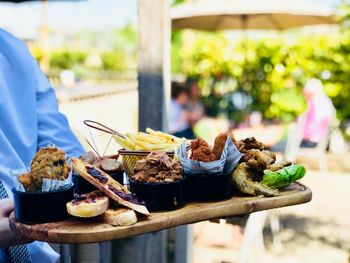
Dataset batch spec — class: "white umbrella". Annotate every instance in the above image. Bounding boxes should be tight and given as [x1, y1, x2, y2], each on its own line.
[171, 0, 337, 31]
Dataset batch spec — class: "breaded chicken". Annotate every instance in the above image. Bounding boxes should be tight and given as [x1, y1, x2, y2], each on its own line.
[267, 160, 292, 172]
[191, 137, 209, 151]
[19, 147, 70, 192]
[244, 149, 276, 172]
[191, 146, 217, 162]
[232, 163, 278, 197]
[236, 137, 264, 153]
[212, 131, 235, 159]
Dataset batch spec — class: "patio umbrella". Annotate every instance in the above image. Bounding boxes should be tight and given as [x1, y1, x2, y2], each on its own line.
[0, 0, 81, 2]
[171, 0, 337, 31]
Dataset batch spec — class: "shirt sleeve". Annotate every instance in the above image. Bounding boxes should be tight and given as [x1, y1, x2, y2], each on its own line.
[33, 59, 84, 157]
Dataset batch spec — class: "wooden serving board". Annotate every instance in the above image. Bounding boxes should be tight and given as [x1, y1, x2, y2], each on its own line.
[10, 182, 311, 244]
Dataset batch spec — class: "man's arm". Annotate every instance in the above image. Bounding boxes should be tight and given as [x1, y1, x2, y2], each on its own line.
[33, 58, 85, 157]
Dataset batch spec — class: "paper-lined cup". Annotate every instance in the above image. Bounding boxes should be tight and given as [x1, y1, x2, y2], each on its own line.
[177, 135, 242, 175]
[11, 159, 73, 193]
[178, 135, 242, 202]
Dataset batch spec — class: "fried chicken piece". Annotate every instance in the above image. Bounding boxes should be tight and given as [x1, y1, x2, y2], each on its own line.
[190, 137, 218, 162]
[236, 137, 264, 153]
[244, 149, 276, 172]
[232, 163, 278, 197]
[18, 173, 37, 192]
[191, 146, 217, 162]
[19, 147, 70, 192]
[30, 147, 59, 165]
[212, 131, 235, 159]
[267, 160, 292, 172]
[191, 137, 209, 151]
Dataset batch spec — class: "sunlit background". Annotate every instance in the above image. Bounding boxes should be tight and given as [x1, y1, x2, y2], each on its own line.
[1, 0, 349, 262]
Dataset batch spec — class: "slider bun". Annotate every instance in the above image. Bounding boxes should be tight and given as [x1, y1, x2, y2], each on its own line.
[103, 208, 138, 226]
[67, 191, 109, 218]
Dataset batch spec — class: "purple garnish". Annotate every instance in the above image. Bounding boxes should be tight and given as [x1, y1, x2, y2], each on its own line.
[108, 185, 144, 205]
[86, 166, 108, 184]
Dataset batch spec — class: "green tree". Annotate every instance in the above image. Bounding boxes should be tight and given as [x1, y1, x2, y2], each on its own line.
[172, 3, 350, 125]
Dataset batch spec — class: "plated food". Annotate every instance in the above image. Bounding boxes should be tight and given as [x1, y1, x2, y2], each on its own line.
[132, 152, 183, 183]
[13, 147, 74, 223]
[18, 147, 70, 192]
[128, 152, 186, 211]
[114, 128, 186, 152]
[80, 151, 123, 175]
[71, 157, 150, 216]
[103, 207, 138, 226]
[75, 151, 124, 193]
[66, 189, 138, 226]
[232, 137, 306, 197]
[12, 119, 307, 228]
[67, 190, 109, 218]
[190, 132, 235, 162]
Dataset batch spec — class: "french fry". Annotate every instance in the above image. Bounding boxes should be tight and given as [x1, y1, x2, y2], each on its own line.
[113, 135, 135, 150]
[125, 132, 136, 143]
[136, 133, 166, 144]
[114, 128, 186, 151]
[146, 128, 185, 143]
[135, 141, 177, 151]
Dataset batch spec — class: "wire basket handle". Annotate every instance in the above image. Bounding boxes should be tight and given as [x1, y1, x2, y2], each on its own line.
[83, 120, 126, 139]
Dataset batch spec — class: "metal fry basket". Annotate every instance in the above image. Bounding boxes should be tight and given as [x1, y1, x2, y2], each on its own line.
[118, 149, 175, 176]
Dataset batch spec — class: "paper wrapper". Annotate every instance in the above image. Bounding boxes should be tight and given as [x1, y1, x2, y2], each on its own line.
[177, 136, 243, 175]
[11, 159, 73, 192]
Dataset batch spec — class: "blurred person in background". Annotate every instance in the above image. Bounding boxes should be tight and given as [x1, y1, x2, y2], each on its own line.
[299, 78, 335, 148]
[185, 78, 205, 137]
[271, 78, 335, 152]
[168, 81, 194, 138]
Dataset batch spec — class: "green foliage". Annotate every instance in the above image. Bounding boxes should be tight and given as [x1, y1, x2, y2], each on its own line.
[40, 24, 137, 75]
[29, 45, 44, 63]
[101, 51, 127, 71]
[172, 0, 185, 6]
[49, 49, 87, 70]
[172, 4, 350, 124]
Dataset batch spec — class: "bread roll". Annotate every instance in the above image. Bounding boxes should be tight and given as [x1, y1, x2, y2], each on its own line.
[103, 208, 138, 226]
[71, 157, 150, 216]
[67, 191, 109, 218]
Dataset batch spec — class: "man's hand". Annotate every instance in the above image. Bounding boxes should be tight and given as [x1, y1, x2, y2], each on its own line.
[0, 198, 32, 248]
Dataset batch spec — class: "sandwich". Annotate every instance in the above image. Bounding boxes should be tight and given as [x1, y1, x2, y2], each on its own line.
[103, 207, 138, 226]
[66, 190, 109, 218]
[71, 157, 150, 217]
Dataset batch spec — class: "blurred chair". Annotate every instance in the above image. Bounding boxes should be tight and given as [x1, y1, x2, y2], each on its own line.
[284, 122, 303, 163]
[237, 211, 267, 263]
[226, 209, 282, 263]
[284, 115, 336, 173]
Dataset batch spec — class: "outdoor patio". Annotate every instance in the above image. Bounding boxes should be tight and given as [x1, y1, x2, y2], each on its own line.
[1, 0, 349, 262]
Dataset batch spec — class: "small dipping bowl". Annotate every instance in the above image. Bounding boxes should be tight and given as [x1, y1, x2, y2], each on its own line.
[185, 172, 233, 202]
[12, 184, 74, 224]
[129, 177, 186, 212]
[73, 170, 124, 194]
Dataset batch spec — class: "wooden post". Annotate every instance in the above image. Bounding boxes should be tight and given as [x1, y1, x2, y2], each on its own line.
[138, 0, 171, 132]
[109, 1, 171, 263]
